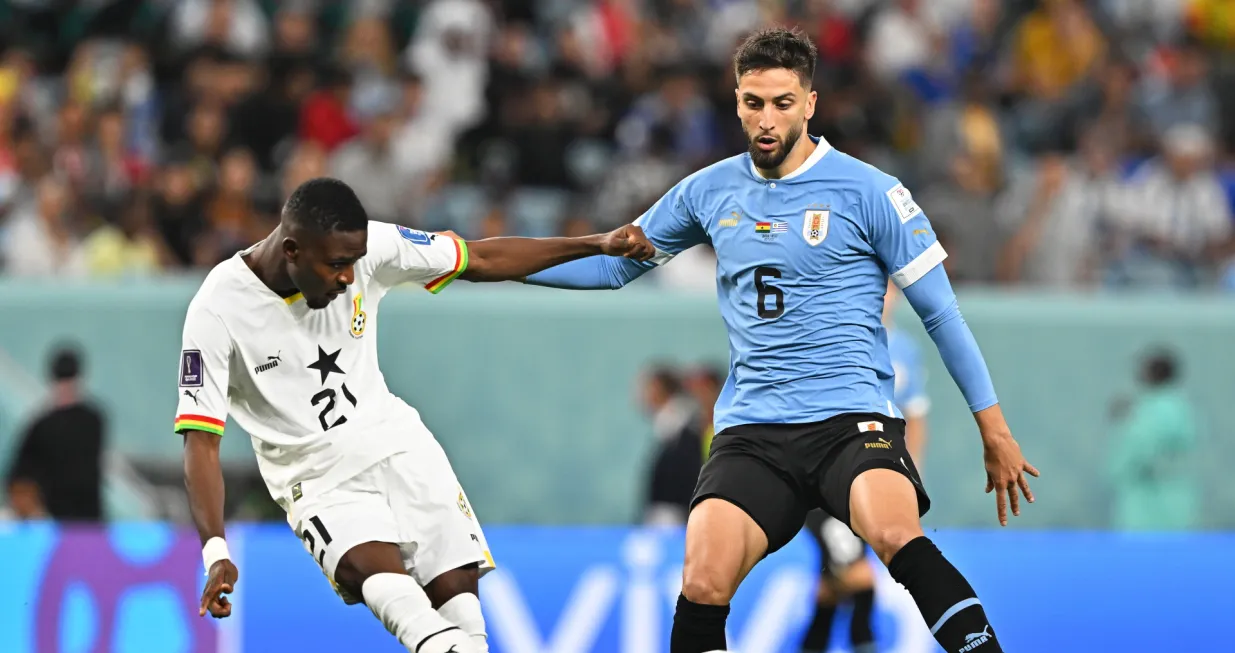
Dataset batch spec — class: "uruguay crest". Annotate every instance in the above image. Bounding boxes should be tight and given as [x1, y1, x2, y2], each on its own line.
[802, 209, 829, 246]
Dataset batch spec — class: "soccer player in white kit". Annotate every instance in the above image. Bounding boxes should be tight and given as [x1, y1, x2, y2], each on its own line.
[177, 178, 654, 653]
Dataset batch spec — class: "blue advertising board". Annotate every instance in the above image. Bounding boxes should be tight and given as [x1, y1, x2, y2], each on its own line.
[1, 523, 1231, 652]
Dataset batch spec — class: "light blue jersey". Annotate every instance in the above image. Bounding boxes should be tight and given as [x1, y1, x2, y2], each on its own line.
[526, 136, 996, 430]
[633, 137, 946, 431]
[888, 329, 929, 419]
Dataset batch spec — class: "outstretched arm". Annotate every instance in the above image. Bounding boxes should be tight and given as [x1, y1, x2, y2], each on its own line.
[175, 305, 238, 617]
[183, 430, 238, 618]
[461, 225, 654, 283]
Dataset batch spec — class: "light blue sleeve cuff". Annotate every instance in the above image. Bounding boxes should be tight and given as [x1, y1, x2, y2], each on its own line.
[900, 265, 998, 412]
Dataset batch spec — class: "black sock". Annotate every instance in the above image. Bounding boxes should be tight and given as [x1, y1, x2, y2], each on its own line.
[888, 536, 1002, 653]
[799, 600, 836, 653]
[849, 588, 875, 646]
[671, 594, 729, 653]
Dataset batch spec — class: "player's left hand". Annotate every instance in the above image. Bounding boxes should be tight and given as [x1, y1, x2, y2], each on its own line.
[599, 224, 656, 261]
[981, 431, 1039, 527]
[199, 559, 239, 619]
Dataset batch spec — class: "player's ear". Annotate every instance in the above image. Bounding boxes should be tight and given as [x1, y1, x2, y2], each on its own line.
[282, 236, 300, 261]
[805, 89, 817, 122]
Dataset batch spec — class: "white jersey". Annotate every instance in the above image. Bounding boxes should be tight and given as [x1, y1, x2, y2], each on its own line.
[173, 221, 469, 506]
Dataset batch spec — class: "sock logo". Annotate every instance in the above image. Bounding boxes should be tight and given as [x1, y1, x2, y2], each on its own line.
[958, 625, 991, 652]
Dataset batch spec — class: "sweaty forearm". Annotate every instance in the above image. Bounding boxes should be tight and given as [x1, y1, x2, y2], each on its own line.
[902, 266, 998, 413]
[183, 432, 227, 545]
[461, 236, 604, 282]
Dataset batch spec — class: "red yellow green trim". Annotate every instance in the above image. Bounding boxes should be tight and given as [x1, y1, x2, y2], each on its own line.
[425, 238, 469, 294]
[175, 414, 225, 436]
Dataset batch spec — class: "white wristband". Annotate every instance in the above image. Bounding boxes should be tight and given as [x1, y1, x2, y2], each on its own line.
[202, 537, 231, 573]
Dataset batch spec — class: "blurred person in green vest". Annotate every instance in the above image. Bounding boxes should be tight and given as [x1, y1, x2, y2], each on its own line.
[1107, 348, 1200, 530]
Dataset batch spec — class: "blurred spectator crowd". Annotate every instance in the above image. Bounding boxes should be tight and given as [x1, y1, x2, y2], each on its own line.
[0, 0, 1233, 290]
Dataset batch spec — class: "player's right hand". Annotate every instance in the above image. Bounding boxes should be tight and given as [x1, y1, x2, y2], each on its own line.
[600, 224, 656, 261]
[200, 559, 239, 618]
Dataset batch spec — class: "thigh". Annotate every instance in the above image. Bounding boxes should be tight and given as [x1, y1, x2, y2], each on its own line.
[383, 445, 495, 587]
[815, 416, 930, 529]
[693, 432, 809, 555]
[423, 563, 480, 610]
[287, 466, 402, 604]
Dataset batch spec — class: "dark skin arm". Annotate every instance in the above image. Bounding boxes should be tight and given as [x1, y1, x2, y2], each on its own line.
[183, 430, 238, 618]
[459, 224, 654, 282]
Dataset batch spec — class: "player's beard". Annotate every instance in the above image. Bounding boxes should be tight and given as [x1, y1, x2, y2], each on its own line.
[748, 122, 804, 171]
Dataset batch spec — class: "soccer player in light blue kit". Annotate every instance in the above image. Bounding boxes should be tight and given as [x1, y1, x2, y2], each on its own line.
[525, 27, 1037, 653]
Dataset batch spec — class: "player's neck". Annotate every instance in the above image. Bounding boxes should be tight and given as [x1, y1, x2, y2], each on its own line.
[243, 229, 298, 297]
[756, 134, 817, 180]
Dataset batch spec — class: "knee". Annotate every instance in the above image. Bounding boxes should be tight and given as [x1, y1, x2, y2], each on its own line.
[681, 562, 737, 606]
[862, 525, 923, 565]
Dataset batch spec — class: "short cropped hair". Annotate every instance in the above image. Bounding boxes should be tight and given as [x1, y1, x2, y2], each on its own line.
[733, 26, 818, 88]
[282, 178, 368, 233]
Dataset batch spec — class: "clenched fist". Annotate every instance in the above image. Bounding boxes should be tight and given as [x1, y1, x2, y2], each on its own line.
[599, 224, 656, 261]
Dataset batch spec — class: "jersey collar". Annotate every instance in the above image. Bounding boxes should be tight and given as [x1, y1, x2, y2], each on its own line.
[749, 134, 832, 181]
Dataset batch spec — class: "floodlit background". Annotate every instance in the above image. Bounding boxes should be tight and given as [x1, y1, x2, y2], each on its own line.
[0, 0, 1234, 651]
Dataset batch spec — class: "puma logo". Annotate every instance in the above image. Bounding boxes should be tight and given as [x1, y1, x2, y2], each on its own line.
[445, 647, 458, 653]
[183, 389, 199, 406]
[864, 437, 893, 450]
[959, 625, 992, 651]
[255, 351, 282, 375]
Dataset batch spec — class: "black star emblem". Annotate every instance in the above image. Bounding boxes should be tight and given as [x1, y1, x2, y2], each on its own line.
[307, 346, 345, 385]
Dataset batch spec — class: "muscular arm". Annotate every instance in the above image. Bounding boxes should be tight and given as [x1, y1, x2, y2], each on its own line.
[461, 227, 652, 283]
[183, 430, 226, 544]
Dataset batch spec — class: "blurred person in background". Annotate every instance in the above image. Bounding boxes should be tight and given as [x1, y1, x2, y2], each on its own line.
[83, 191, 167, 277]
[204, 146, 265, 260]
[151, 148, 207, 268]
[330, 88, 405, 223]
[640, 364, 704, 526]
[2, 175, 87, 277]
[170, 0, 270, 60]
[683, 364, 726, 459]
[1113, 123, 1232, 287]
[1136, 36, 1219, 142]
[299, 63, 359, 154]
[392, 71, 453, 212]
[1106, 348, 1200, 530]
[1008, 0, 1106, 150]
[799, 280, 931, 653]
[4, 345, 105, 521]
[997, 126, 1127, 287]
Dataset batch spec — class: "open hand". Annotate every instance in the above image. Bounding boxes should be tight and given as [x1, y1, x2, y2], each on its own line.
[600, 224, 655, 261]
[982, 432, 1039, 526]
[200, 559, 239, 618]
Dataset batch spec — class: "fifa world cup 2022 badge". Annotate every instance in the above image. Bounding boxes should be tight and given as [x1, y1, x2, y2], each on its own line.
[350, 294, 367, 339]
[457, 490, 471, 518]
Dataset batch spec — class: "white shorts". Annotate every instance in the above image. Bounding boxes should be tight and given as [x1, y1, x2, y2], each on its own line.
[285, 444, 494, 604]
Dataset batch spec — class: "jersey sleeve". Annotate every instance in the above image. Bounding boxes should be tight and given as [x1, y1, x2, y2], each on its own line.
[173, 304, 231, 437]
[632, 178, 708, 267]
[368, 221, 469, 293]
[865, 178, 948, 289]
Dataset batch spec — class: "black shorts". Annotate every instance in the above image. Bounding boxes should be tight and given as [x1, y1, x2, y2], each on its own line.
[691, 412, 930, 555]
